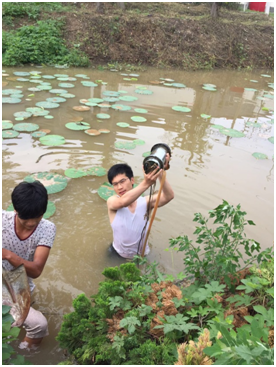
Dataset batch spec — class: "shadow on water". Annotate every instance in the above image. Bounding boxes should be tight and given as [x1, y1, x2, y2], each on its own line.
[2, 66, 274, 364]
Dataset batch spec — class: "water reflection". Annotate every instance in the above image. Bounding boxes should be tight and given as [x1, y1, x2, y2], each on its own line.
[2, 66, 274, 364]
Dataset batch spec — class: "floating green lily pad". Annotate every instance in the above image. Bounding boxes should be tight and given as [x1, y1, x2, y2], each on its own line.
[133, 139, 146, 146]
[2, 97, 22, 104]
[39, 135, 66, 146]
[201, 114, 211, 119]
[2, 120, 13, 130]
[210, 124, 224, 130]
[49, 89, 68, 94]
[131, 116, 147, 122]
[203, 83, 216, 88]
[261, 74, 271, 78]
[202, 86, 217, 91]
[37, 85, 52, 91]
[103, 91, 120, 97]
[135, 89, 153, 95]
[268, 137, 274, 144]
[116, 122, 130, 128]
[103, 97, 118, 103]
[86, 167, 107, 177]
[13, 71, 30, 76]
[244, 88, 257, 92]
[65, 122, 90, 130]
[97, 182, 115, 201]
[81, 81, 98, 87]
[31, 131, 47, 138]
[87, 98, 104, 103]
[172, 83, 186, 88]
[58, 83, 75, 88]
[252, 152, 268, 159]
[115, 141, 137, 150]
[42, 75, 56, 79]
[246, 121, 261, 128]
[119, 95, 138, 102]
[60, 93, 75, 98]
[2, 130, 19, 139]
[46, 97, 67, 103]
[112, 104, 132, 111]
[172, 106, 191, 112]
[44, 115, 54, 119]
[96, 113, 110, 119]
[24, 172, 68, 194]
[13, 123, 39, 132]
[134, 108, 148, 114]
[36, 101, 60, 109]
[64, 168, 87, 178]
[220, 128, 245, 138]
[13, 111, 32, 119]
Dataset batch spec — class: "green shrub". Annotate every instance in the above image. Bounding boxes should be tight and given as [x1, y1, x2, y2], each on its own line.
[2, 19, 90, 67]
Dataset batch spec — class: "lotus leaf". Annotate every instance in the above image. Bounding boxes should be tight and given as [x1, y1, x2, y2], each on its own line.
[210, 124, 224, 130]
[44, 115, 54, 119]
[134, 108, 148, 114]
[131, 116, 147, 122]
[13, 123, 39, 132]
[49, 89, 68, 94]
[98, 103, 111, 108]
[203, 83, 216, 88]
[27, 87, 41, 92]
[117, 122, 130, 127]
[103, 97, 118, 103]
[46, 97, 67, 103]
[13, 111, 32, 119]
[96, 113, 110, 119]
[250, 80, 258, 83]
[33, 110, 50, 117]
[85, 102, 99, 107]
[2, 130, 19, 139]
[24, 172, 68, 194]
[172, 83, 186, 88]
[73, 106, 90, 111]
[129, 74, 140, 77]
[119, 96, 138, 102]
[17, 78, 29, 82]
[202, 86, 217, 91]
[39, 135, 66, 146]
[244, 88, 257, 92]
[81, 81, 98, 87]
[58, 83, 75, 88]
[65, 122, 90, 130]
[118, 90, 128, 94]
[252, 152, 268, 159]
[36, 101, 60, 109]
[64, 168, 87, 178]
[135, 89, 153, 95]
[201, 114, 211, 119]
[268, 137, 274, 144]
[261, 74, 271, 78]
[142, 151, 151, 157]
[2, 97, 22, 104]
[13, 72, 30, 76]
[42, 75, 56, 79]
[98, 129, 110, 134]
[31, 131, 47, 138]
[15, 117, 25, 121]
[86, 167, 107, 177]
[246, 121, 261, 128]
[87, 98, 104, 103]
[133, 139, 146, 146]
[172, 106, 191, 112]
[220, 128, 245, 138]
[85, 129, 101, 136]
[2, 89, 19, 95]
[75, 74, 89, 78]
[37, 85, 52, 90]
[54, 74, 69, 78]
[112, 104, 132, 111]
[60, 93, 75, 98]
[97, 182, 115, 201]
[103, 91, 120, 97]
[115, 141, 136, 150]
[2, 120, 13, 130]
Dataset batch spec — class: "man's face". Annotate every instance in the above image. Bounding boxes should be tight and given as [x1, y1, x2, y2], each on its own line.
[16, 214, 43, 231]
[111, 174, 134, 197]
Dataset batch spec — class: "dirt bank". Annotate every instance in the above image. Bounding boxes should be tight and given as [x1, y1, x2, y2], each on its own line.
[3, 2, 274, 70]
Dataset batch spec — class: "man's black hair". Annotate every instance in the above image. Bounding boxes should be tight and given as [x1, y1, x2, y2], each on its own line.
[107, 163, 134, 184]
[11, 181, 48, 219]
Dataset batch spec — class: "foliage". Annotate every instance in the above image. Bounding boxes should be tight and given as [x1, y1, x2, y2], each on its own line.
[2, 19, 90, 67]
[2, 2, 70, 20]
[169, 200, 273, 291]
[2, 305, 30, 365]
[204, 320, 274, 365]
[175, 329, 212, 365]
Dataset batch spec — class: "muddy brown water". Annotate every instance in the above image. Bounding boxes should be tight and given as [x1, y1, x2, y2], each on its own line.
[2, 66, 274, 364]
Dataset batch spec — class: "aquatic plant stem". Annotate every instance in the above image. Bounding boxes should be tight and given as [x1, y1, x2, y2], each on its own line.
[141, 171, 166, 257]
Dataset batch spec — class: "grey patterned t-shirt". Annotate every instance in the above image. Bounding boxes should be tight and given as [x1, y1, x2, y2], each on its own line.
[2, 210, 56, 292]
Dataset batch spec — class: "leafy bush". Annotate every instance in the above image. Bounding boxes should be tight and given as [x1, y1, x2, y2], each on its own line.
[2, 19, 90, 67]
[169, 200, 273, 290]
[2, 305, 30, 365]
[2, 2, 70, 19]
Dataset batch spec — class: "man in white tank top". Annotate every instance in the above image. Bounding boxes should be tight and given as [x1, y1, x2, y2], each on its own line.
[107, 155, 174, 259]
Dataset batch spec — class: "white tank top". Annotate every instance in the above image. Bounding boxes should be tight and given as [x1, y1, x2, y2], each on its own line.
[112, 196, 150, 258]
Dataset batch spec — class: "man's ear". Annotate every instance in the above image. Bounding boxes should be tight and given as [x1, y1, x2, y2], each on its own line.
[131, 177, 135, 186]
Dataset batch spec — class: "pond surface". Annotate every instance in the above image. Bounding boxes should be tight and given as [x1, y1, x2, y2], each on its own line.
[2, 66, 274, 364]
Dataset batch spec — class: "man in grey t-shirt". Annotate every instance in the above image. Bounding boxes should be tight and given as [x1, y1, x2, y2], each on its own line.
[2, 181, 56, 349]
